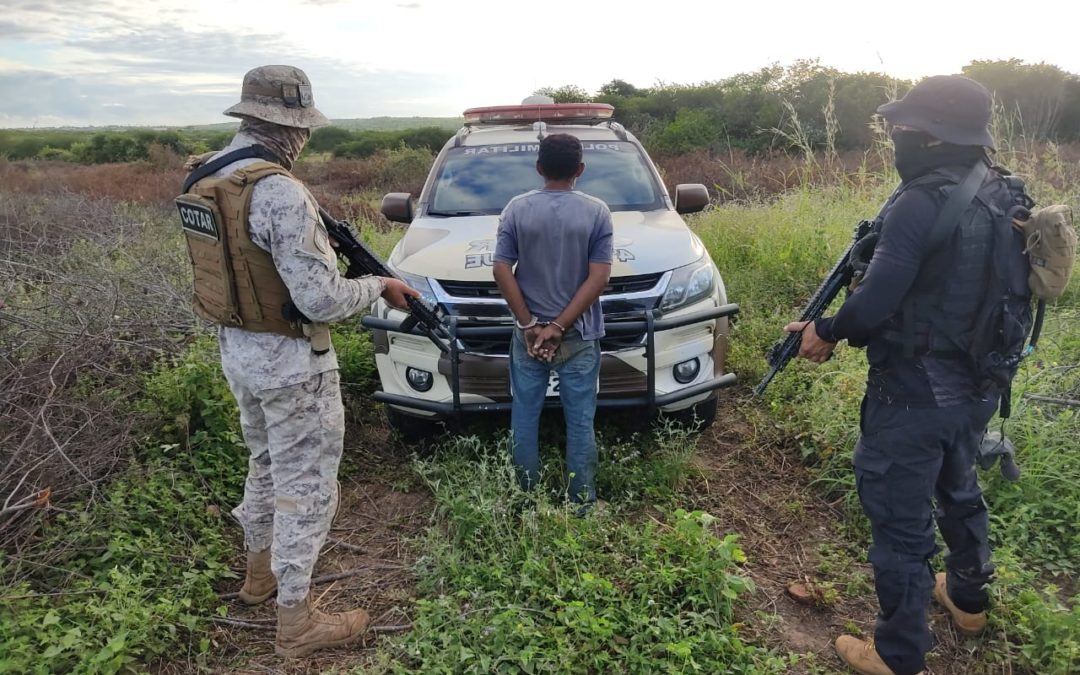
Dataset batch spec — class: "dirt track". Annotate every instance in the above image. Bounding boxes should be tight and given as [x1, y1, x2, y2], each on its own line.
[200, 392, 1008, 674]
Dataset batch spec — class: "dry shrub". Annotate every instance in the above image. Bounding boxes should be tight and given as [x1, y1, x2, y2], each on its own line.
[654, 148, 891, 202]
[296, 147, 432, 220]
[0, 160, 186, 206]
[0, 188, 195, 547]
[295, 157, 381, 205]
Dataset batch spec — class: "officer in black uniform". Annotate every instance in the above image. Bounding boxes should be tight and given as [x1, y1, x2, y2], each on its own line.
[785, 75, 1007, 675]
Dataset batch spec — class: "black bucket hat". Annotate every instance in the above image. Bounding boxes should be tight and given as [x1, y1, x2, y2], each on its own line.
[877, 75, 995, 149]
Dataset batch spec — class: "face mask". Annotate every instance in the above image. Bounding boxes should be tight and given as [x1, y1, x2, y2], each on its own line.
[890, 128, 936, 179]
[238, 117, 310, 169]
[890, 128, 987, 182]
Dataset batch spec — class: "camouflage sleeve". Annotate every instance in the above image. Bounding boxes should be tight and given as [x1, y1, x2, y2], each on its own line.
[248, 175, 386, 323]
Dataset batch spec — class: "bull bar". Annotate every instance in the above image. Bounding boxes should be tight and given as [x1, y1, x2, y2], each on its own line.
[361, 303, 740, 418]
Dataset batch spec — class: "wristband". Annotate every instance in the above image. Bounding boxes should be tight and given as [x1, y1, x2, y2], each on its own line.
[515, 315, 539, 330]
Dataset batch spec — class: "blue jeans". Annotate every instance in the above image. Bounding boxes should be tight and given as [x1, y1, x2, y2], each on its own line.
[510, 328, 601, 504]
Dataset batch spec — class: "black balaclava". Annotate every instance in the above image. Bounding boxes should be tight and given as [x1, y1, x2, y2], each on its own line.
[238, 116, 311, 170]
[891, 128, 987, 183]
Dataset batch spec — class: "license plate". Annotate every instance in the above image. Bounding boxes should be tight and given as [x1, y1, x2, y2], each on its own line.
[510, 371, 597, 398]
[545, 372, 560, 398]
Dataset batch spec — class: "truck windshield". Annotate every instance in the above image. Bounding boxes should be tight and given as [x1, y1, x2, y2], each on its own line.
[428, 141, 664, 215]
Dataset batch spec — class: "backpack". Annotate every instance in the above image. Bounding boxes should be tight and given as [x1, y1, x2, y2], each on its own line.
[966, 170, 1034, 395]
[1014, 204, 1076, 301]
[889, 165, 1059, 411]
[961, 171, 1075, 415]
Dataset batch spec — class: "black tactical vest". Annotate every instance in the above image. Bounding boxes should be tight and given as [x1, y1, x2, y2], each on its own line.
[878, 166, 1005, 357]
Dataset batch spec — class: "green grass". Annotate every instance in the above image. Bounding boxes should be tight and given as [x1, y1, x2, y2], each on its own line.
[371, 431, 796, 674]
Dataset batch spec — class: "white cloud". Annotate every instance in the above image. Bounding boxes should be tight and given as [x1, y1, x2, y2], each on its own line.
[2, 0, 1079, 126]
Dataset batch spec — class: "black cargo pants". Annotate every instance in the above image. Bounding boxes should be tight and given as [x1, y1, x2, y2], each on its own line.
[853, 395, 998, 675]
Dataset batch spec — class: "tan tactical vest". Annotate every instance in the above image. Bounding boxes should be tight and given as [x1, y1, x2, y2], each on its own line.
[177, 157, 308, 339]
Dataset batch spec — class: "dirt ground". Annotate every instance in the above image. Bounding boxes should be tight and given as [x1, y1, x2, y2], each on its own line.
[689, 397, 1016, 675]
[193, 408, 431, 674]
[198, 392, 1014, 675]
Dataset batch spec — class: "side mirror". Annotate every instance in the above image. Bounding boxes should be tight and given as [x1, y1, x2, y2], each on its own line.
[381, 193, 414, 224]
[674, 184, 709, 214]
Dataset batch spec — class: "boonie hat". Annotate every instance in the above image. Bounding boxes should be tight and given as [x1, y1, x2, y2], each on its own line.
[877, 75, 995, 148]
[224, 65, 329, 129]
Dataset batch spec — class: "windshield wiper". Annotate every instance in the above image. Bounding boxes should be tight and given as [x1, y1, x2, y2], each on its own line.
[427, 209, 489, 217]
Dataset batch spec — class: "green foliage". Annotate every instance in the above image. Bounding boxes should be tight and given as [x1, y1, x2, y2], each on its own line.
[963, 59, 1080, 142]
[0, 334, 247, 674]
[0, 464, 232, 674]
[330, 116, 461, 132]
[0, 129, 83, 159]
[533, 84, 593, 103]
[383, 434, 794, 673]
[331, 127, 453, 159]
[368, 145, 437, 189]
[332, 325, 379, 387]
[308, 125, 354, 153]
[0, 128, 230, 163]
[983, 548, 1080, 673]
[649, 109, 726, 156]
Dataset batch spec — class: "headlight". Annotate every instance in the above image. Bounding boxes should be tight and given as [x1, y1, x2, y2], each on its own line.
[406, 367, 434, 392]
[673, 358, 701, 384]
[659, 258, 716, 312]
[386, 264, 438, 308]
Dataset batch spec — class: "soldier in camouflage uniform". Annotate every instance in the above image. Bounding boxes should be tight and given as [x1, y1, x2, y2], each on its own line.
[183, 65, 418, 658]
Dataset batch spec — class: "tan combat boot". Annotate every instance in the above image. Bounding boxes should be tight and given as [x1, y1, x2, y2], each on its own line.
[237, 548, 277, 605]
[835, 635, 924, 675]
[238, 482, 341, 605]
[934, 572, 987, 636]
[275, 594, 370, 658]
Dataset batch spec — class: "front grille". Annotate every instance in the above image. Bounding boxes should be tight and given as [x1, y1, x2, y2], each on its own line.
[604, 272, 664, 294]
[437, 279, 502, 299]
[436, 273, 666, 355]
[437, 272, 665, 300]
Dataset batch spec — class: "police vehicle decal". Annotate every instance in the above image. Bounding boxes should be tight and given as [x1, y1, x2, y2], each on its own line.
[462, 142, 626, 155]
[465, 239, 495, 269]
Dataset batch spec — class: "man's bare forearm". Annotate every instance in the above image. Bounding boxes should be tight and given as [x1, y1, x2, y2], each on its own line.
[493, 261, 533, 325]
[554, 262, 610, 329]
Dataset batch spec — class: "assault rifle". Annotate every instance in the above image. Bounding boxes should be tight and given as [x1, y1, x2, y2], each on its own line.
[318, 207, 451, 354]
[753, 219, 875, 396]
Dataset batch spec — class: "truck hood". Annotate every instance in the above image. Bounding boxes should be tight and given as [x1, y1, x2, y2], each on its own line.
[389, 210, 706, 281]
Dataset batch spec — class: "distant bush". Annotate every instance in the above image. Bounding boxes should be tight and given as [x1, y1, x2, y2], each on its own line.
[649, 109, 726, 156]
[330, 126, 453, 159]
[0, 129, 231, 164]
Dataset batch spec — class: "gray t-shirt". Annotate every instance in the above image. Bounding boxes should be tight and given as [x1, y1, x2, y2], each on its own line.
[494, 189, 614, 340]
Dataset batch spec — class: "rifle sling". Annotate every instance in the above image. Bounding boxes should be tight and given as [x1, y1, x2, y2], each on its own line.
[926, 160, 989, 252]
[899, 161, 990, 357]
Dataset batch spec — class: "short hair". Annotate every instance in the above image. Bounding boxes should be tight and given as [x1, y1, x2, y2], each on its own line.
[537, 134, 583, 180]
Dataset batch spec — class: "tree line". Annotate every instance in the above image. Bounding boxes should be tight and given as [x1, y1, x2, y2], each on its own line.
[541, 59, 1080, 155]
[3, 59, 1077, 164]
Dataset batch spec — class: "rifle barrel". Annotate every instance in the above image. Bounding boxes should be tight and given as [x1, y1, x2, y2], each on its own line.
[753, 219, 871, 396]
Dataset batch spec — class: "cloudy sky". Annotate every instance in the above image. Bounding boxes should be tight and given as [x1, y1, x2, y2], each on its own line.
[2, 0, 1079, 128]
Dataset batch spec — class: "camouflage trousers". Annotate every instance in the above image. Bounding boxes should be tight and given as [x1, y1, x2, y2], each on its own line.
[226, 369, 344, 607]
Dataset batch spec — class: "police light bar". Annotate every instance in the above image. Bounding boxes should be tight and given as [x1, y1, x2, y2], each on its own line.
[462, 103, 615, 126]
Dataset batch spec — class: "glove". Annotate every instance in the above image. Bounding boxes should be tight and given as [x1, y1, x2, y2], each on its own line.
[977, 431, 1021, 482]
